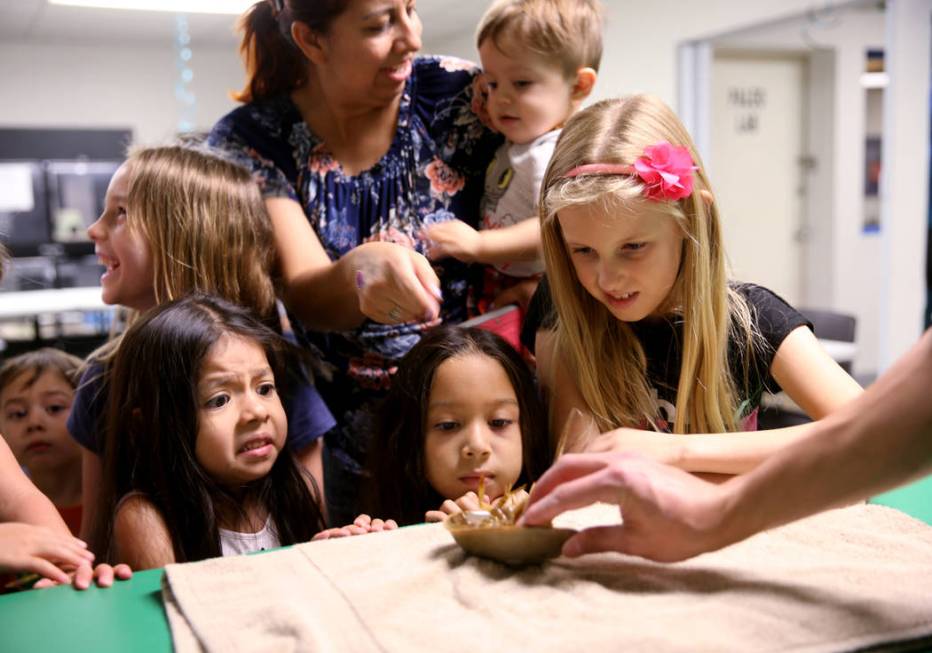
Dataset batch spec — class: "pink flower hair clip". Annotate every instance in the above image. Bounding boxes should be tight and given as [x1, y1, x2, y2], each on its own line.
[563, 141, 698, 202]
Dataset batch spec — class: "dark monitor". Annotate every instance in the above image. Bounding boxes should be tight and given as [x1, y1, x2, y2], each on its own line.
[0, 161, 51, 258]
[47, 160, 121, 257]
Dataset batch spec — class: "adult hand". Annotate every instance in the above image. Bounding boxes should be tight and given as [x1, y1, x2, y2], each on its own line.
[518, 452, 731, 562]
[422, 220, 482, 263]
[33, 562, 134, 590]
[350, 242, 443, 325]
[582, 427, 684, 467]
[424, 491, 490, 523]
[0, 523, 95, 585]
[312, 514, 399, 540]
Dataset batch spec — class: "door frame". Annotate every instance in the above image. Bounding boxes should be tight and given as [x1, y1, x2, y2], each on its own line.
[677, 0, 931, 372]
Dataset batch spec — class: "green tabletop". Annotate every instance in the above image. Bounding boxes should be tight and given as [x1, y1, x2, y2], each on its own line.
[0, 566, 172, 653]
[871, 475, 932, 525]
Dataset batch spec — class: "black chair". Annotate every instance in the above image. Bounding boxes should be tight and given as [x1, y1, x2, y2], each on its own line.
[799, 308, 857, 374]
[758, 307, 857, 429]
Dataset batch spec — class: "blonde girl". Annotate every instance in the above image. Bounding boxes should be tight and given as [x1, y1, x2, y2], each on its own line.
[538, 95, 862, 474]
[71, 146, 334, 546]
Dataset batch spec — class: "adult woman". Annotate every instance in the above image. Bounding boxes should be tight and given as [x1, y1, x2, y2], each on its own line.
[209, 0, 499, 523]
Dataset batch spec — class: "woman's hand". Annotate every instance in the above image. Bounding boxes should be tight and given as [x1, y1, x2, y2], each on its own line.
[349, 242, 443, 325]
[582, 427, 684, 467]
[424, 491, 490, 522]
[0, 523, 95, 585]
[312, 514, 399, 540]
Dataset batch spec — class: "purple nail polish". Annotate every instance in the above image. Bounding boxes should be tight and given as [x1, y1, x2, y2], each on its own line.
[355, 270, 365, 289]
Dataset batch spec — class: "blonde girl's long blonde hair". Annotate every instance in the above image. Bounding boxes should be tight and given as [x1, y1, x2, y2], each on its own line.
[540, 95, 757, 434]
[92, 145, 277, 364]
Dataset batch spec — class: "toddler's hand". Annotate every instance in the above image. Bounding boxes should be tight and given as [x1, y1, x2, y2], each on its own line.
[422, 221, 483, 263]
[0, 523, 95, 585]
[424, 491, 491, 522]
[312, 514, 399, 540]
[490, 277, 540, 311]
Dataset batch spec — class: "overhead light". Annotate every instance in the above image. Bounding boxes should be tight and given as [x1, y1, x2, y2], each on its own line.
[859, 72, 889, 89]
[48, 0, 255, 14]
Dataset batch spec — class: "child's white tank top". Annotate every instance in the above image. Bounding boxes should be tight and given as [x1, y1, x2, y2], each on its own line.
[219, 516, 280, 557]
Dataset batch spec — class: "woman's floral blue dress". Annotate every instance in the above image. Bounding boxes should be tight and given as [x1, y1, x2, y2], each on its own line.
[209, 56, 500, 520]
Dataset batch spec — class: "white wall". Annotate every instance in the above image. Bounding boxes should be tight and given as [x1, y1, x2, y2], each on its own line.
[423, 0, 826, 106]
[708, 4, 932, 377]
[879, 0, 932, 369]
[0, 41, 244, 144]
[712, 9, 887, 375]
[1, 1, 833, 150]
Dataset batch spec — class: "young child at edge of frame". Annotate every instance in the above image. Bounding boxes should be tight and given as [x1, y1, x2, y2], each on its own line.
[0, 244, 130, 590]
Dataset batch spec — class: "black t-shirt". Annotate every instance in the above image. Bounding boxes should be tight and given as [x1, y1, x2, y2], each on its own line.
[522, 278, 811, 430]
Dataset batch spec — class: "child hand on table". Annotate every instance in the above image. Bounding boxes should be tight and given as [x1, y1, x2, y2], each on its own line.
[312, 514, 398, 540]
[0, 522, 94, 585]
[0, 249, 133, 591]
[31, 561, 133, 591]
[424, 491, 489, 523]
[0, 425, 130, 590]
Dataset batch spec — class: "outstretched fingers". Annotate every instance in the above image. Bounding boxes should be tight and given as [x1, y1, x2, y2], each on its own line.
[76, 563, 134, 590]
[520, 454, 622, 525]
[521, 469, 625, 527]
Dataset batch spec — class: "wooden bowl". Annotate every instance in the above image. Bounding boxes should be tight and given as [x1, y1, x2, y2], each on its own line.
[445, 514, 576, 565]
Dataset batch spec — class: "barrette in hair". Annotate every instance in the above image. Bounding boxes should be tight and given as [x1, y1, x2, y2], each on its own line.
[563, 141, 697, 201]
[269, 0, 284, 16]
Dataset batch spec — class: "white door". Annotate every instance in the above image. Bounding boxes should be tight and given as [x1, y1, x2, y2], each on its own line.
[710, 53, 808, 305]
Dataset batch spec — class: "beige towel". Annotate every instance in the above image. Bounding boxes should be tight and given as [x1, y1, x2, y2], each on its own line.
[163, 504, 932, 653]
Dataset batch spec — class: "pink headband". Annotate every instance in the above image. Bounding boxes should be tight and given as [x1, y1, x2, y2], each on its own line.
[563, 163, 634, 177]
[562, 141, 697, 202]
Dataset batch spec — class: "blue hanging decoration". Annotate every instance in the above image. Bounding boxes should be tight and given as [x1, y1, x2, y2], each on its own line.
[174, 14, 196, 134]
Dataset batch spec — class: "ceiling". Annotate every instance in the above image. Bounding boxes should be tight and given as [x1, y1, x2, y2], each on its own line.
[0, 0, 483, 48]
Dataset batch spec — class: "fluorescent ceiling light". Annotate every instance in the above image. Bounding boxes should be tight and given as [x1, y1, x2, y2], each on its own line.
[859, 72, 889, 89]
[48, 0, 255, 14]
